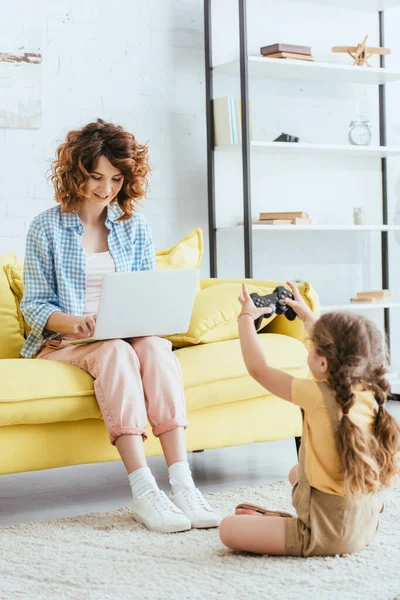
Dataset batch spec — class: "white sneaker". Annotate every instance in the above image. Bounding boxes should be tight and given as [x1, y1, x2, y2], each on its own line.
[132, 489, 191, 533]
[170, 487, 222, 529]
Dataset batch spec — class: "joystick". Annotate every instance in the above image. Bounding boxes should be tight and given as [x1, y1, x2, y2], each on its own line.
[250, 286, 296, 330]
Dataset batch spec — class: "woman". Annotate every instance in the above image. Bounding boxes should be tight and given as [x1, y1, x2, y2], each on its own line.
[20, 118, 220, 533]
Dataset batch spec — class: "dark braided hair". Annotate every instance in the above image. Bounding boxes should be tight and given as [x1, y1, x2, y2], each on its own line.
[311, 312, 400, 495]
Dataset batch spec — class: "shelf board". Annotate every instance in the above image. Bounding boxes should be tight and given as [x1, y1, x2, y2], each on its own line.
[219, 224, 400, 231]
[214, 57, 400, 85]
[296, 0, 400, 10]
[321, 302, 400, 311]
[216, 141, 400, 158]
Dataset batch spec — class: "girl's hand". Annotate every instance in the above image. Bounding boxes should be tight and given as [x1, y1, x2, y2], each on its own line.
[284, 282, 314, 322]
[73, 314, 97, 338]
[238, 283, 273, 321]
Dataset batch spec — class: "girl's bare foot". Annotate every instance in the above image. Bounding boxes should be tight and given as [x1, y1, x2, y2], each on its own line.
[235, 508, 259, 516]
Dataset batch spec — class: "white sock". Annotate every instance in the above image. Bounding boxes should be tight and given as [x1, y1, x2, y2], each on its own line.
[168, 461, 195, 494]
[128, 466, 159, 500]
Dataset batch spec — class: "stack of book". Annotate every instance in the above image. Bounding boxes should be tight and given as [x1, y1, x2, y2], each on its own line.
[260, 43, 313, 62]
[213, 97, 253, 146]
[350, 290, 393, 303]
[255, 211, 311, 225]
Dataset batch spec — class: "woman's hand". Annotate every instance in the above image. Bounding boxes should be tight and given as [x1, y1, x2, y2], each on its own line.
[238, 283, 273, 321]
[72, 314, 97, 338]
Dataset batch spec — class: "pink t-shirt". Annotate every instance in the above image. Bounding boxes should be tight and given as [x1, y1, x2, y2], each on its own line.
[83, 250, 116, 315]
[61, 250, 116, 341]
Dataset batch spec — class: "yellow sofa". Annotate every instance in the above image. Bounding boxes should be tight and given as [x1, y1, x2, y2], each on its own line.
[0, 247, 319, 476]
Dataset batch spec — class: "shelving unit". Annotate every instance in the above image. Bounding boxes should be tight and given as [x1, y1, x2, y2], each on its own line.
[204, 0, 400, 375]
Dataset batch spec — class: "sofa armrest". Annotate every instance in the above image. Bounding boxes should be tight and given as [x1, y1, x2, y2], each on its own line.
[200, 278, 320, 346]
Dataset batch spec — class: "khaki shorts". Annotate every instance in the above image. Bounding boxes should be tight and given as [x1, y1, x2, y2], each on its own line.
[285, 486, 382, 557]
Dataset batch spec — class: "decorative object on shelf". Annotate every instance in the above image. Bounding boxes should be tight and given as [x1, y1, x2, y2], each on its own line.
[273, 133, 300, 143]
[351, 290, 393, 303]
[348, 116, 372, 146]
[353, 207, 365, 225]
[212, 97, 253, 146]
[332, 35, 390, 67]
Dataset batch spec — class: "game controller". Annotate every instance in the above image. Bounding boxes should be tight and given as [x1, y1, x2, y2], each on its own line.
[250, 286, 297, 330]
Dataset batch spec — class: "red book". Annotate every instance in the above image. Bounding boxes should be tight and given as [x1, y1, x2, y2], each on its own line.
[260, 43, 312, 56]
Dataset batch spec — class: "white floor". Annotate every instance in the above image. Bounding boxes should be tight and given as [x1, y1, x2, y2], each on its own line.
[1, 401, 399, 527]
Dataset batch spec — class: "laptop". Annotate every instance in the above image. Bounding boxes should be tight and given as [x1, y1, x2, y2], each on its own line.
[64, 268, 199, 345]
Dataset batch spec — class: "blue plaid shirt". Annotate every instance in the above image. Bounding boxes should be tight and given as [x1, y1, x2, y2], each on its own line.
[20, 204, 156, 358]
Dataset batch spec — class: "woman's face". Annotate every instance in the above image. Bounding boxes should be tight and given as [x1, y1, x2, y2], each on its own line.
[83, 155, 124, 206]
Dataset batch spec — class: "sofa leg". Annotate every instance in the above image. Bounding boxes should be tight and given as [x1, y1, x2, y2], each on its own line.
[295, 436, 301, 457]
[192, 449, 204, 453]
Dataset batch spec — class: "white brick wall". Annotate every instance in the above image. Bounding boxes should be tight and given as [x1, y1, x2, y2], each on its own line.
[0, 0, 209, 269]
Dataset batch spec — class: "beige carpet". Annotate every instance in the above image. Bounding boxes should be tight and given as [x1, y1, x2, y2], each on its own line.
[1, 480, 399, 600]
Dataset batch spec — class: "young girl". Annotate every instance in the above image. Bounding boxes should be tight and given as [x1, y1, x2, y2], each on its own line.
[20, 119, 220, 534]
[219, 282, 400, 556]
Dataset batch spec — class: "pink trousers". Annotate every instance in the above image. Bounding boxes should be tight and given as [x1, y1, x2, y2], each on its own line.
[37, 336, 187, 445]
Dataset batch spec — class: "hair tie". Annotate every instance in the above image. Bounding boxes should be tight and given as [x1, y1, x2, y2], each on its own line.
[342, 413, 350, 418]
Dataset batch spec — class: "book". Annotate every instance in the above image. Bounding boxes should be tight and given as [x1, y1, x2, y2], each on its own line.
[235, 99, 242, 143]
[213, 97, 253, 147]
[265, 52, 314, 61]
[356, 290, 391, 298]
[259, 211, 309, 220]
[213, 98, 233, 146]
[255, 219, 295, 225]
[237, 217, 311, 226]
[292, 218, 311, 225]
[230, 97, 238, 144]
[351, 297, 378, 303]
[255, 218, 311, 225]
[351, 296, 393, 303]
[260, 43, 312, 56]
[235, 99, 253, 142]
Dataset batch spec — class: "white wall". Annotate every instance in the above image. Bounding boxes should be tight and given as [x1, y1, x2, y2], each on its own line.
[0, 0, 209, 270]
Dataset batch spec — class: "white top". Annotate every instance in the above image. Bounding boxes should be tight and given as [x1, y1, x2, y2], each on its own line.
[83, 250, 116, 315]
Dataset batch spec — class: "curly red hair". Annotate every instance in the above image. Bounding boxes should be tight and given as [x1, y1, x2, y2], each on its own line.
[51, 119, 150, 221]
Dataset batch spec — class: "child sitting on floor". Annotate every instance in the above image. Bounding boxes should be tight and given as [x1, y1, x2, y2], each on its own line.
[219, 282, 400, 556]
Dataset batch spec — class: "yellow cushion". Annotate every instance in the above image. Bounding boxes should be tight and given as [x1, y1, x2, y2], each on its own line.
[0, 254, 26, 358]
[4, 261, 31, 338]
[0, 359, 100, 426]
[0, 396, 303, 474]
[0, 334, 308, 427]
[155, 228, 203, 270]
[176, 334, 309, 411]
[167, 282, 277, 347]
[200, 278, 320, 346]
